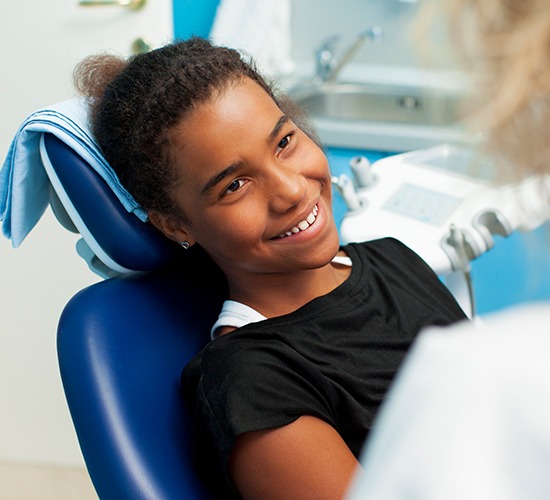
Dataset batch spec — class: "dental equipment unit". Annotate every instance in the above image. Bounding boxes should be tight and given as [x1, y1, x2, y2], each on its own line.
[334, 144, 550, 318]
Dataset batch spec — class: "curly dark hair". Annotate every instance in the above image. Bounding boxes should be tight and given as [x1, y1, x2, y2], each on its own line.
[73, 37, 317, 221]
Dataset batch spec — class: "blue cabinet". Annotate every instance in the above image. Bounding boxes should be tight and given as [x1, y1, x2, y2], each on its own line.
[173, 0, 219, 40]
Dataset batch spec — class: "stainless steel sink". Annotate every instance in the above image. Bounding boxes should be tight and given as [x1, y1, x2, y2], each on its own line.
[290, 83, 463, 127]
[287, 82, 471, 151]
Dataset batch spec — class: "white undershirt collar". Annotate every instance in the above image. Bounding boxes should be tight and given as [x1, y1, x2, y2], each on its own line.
[210, 254, 353, 340]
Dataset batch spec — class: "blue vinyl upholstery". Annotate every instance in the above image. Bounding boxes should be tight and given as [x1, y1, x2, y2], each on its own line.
[58, 268, 218, 499]
[43, 133, 181, 274]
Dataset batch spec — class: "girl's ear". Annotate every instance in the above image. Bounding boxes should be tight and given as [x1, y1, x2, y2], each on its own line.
[148, 211, 196, 247]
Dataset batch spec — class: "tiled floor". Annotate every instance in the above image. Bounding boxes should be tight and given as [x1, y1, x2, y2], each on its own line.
[0, 462, 98, 500]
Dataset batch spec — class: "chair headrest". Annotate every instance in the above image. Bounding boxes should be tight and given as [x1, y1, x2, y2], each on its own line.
[40, 133, 181, 277]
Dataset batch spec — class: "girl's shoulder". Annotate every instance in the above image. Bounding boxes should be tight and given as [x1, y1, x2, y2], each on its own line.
[345, 237, 428, 269]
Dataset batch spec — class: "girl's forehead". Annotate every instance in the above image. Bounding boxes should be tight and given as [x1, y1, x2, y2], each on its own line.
[169, 78, 285, 184]
[174, 79, 282, 146]
[205, 78, 278, 121]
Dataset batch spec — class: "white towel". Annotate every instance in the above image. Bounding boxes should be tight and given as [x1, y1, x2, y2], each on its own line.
[210, 0, 294, 77]
[0, 97, 146, 248]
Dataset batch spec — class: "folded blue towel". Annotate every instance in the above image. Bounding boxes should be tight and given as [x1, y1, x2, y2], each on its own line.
[0, 97, 146, 248]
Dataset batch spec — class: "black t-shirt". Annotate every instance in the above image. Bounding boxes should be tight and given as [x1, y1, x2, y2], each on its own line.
[181, 238, 467, 495]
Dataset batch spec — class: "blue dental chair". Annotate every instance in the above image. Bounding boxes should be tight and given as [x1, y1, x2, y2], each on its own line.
[40, 133, 225, 499]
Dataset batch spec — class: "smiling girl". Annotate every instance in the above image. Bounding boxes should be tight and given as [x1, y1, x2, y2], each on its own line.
[74, 38, 466, 499]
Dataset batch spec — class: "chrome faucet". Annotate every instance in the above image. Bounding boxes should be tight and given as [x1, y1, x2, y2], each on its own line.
[314, 26, 383, 84]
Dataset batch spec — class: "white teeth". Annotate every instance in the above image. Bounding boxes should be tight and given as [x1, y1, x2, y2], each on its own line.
[278, 204, 318, 238]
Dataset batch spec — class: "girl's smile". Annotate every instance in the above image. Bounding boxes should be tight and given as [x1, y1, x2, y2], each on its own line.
[274, 203, 319, 239]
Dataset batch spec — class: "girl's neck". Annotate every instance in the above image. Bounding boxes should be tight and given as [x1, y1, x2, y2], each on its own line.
[225, 252, 352, 319]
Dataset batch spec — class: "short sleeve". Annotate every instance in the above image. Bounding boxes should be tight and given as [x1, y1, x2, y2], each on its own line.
[194, 337, 338, 475]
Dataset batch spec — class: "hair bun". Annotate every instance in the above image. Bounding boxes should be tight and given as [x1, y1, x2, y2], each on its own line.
[73, 54, 127, 99]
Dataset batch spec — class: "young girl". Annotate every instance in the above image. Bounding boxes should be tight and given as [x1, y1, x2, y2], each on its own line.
[74, 37, 466, 499]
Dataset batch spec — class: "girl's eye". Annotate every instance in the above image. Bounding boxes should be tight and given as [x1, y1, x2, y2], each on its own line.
[277, 134, 292, 152]
[224, 178, 246, 195]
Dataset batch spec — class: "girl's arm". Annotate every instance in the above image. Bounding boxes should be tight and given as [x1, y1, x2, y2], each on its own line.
[229, 415, 360, 499]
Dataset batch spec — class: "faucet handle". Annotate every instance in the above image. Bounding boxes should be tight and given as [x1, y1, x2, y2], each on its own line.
[315, 35, 340, 81]
[315, 26, 384, 84]
[362, 25, 384, 43]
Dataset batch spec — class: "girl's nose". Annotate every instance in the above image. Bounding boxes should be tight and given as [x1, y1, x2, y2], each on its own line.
[267, 164, 308, 214]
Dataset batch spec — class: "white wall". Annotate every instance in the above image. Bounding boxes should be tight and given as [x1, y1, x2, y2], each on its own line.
[0, 24, 100, 467]
[0, 216, 100, 467]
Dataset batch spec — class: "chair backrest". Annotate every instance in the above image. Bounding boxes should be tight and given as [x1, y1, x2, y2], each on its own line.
[40, 133, 181, 277]
[41, 132, 223, 499]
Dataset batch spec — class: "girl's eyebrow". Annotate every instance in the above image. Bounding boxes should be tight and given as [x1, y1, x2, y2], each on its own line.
[201, 115, 290, 196]
[268, 115, 289, 143]
[201, 163, 241, 196]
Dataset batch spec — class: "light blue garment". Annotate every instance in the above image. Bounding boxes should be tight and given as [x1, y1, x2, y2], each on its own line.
[0, 97, 146, 248]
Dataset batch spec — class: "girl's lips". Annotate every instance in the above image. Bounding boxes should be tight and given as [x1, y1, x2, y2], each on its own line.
[275, 204, 319, 239]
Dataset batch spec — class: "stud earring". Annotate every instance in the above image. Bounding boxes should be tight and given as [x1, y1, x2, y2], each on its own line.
[180, 241, 190, 250]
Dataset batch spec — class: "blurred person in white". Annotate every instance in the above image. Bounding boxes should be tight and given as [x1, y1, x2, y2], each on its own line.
[347, 1, 550, 499]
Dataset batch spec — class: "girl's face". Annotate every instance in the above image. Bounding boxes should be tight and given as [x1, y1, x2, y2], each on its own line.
[165, 77, 340, 282]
